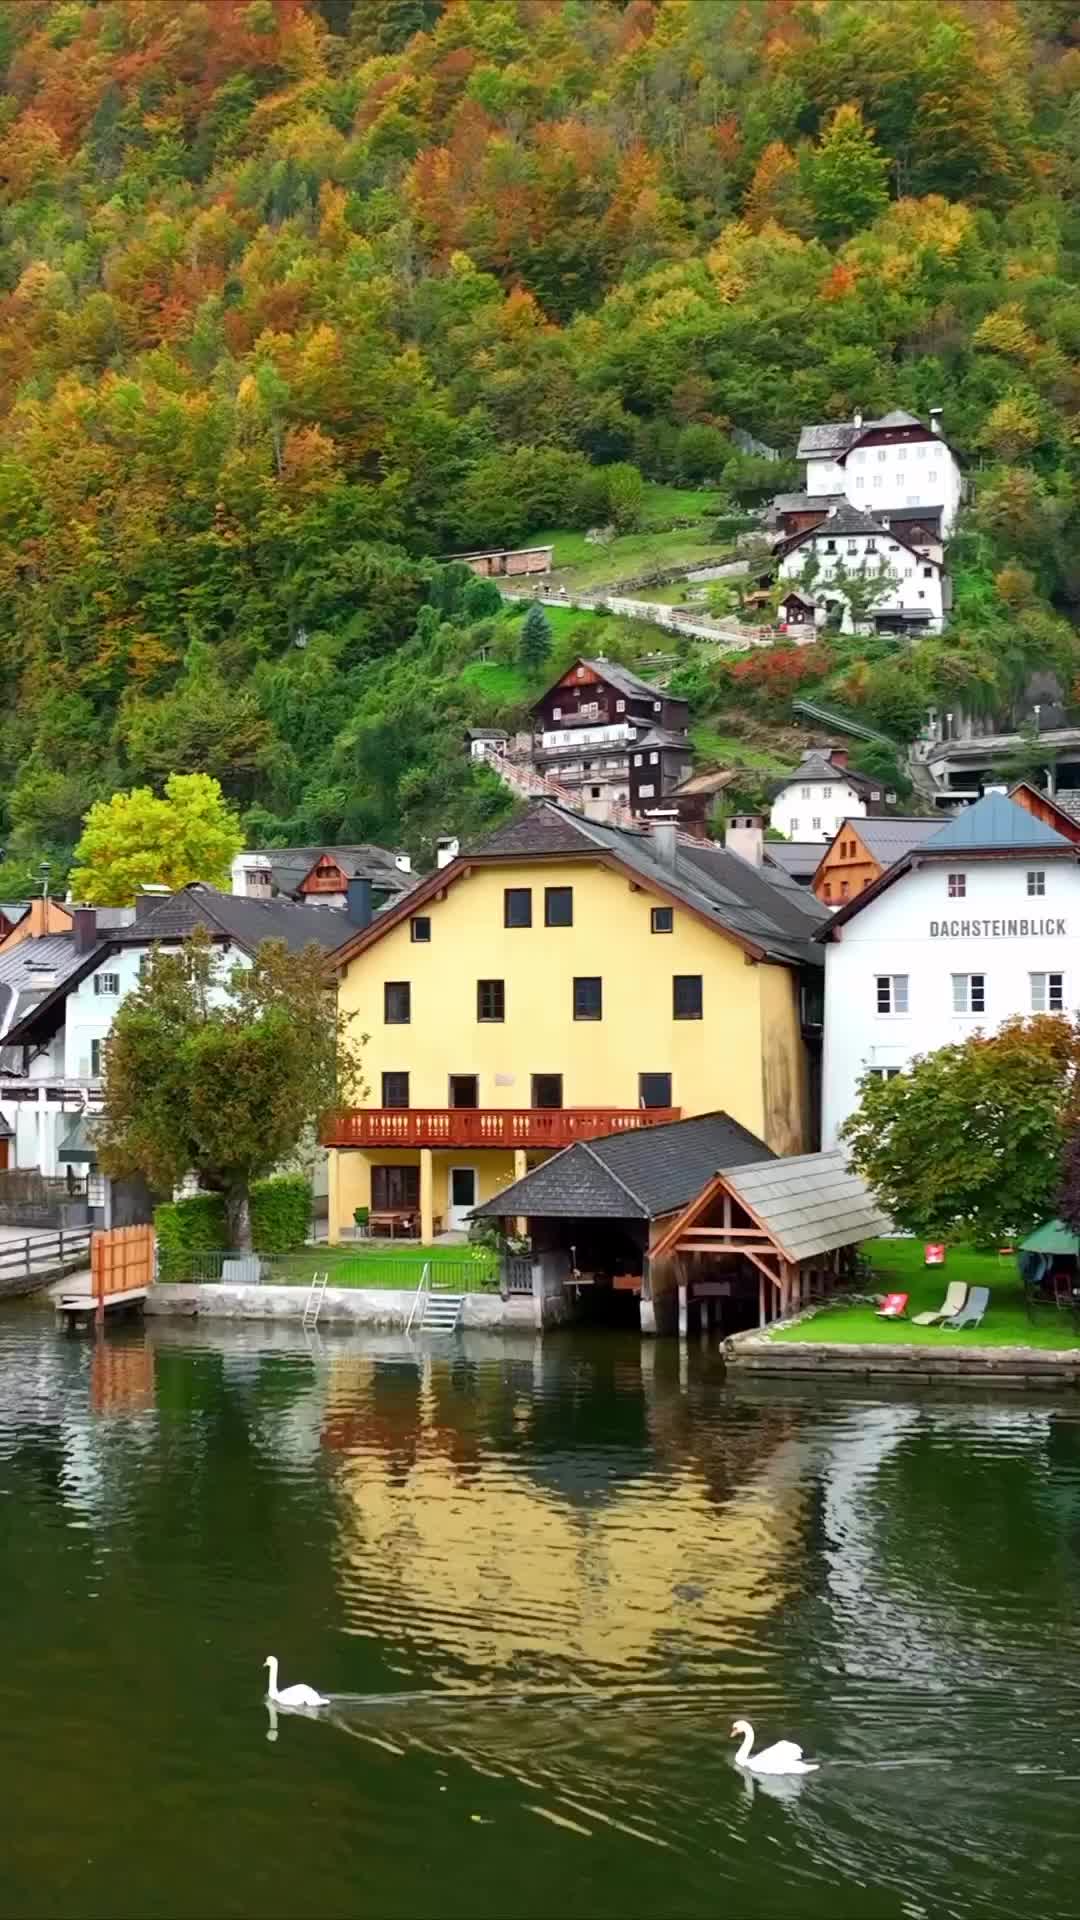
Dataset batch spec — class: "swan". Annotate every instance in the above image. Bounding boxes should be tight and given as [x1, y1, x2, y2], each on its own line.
[263, 1655, 329, 1709]
[731, 1718, 818, 1775]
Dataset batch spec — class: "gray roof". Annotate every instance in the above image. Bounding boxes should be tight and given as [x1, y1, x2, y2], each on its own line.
[771, 492, 840, 514]
[474, 1112, 775, 1222]
[772, 752, 890, 805]
[251, 845, 411, 897]
[466, 803, 824, 965]
[111, 884, 352, 954]
[765, 842, 822, 880]
[796, 411, 924, 459]
[920, 792, 1070, 854]
[720, 1151, 890, 1261]
[578, 658, 686, 706]
[847, 816, 943, 861]
[631, 727, 693, 752]
[1047, 791, 1080, 824]
[0, 933, 92, 1062]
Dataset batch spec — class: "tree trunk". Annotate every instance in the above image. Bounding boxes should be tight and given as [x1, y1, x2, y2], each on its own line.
[225, 1182, 253, 1252]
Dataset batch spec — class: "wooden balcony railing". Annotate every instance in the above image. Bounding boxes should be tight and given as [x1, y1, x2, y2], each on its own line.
[321, 1107, 681, 1150]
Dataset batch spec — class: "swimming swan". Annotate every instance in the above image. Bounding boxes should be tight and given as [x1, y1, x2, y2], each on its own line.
[731, 1718, 818, 1775]
[264, 1656, 329, 1708]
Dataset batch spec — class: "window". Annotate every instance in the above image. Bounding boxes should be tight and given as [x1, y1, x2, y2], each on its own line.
[1028, 871, 1046, 897]
[616, 699, 625, 713]
[449, 1075, 478, 1108]
[928, 470, 938, 484]
[812, 816, 822, 830]
[906, 494, 919, 506]
[923, 565, 933, 579]
[869, 1067, 902, 1081]
[573, 976, 602, 1020]
[633, 754, 643, 766]
[651, 907, 674, 933]
[590, 786, 602, 799]
[897, 446, 907, 461]
[877, 448, 887, 463]
[504, 887, 532, 928]
[855, 475, 865, 489]
[638, 784, 655, 798]
[872, 474, 883, 488]
[531, 1073, 563, 1109]
[477, 979, 505, 1022]
[840, 879, 849, 900]
[916, 444, 927, 460]
[382, 1072, 409, 1108]
[952, 973, 986, 1015]
[649, 752, 659, 765]
[801, 785, 811, 799]
[866, 537, 877, 551]
[384, 981, 411, 1024]
[825, 539, 836, 553]
[653, 700, 661, 713]
[90, 1038, 104, 1077]
[790, 817, 799, 832]
[410, 916, 431, 944]
[876, 974, 909, 1014]
[823, 881, 832, 901]
[552, 706, 561, 719]
[545, 886, 573, 927]
[87, 1172, 106, 1208]
[948, 873, 966, 898]
[1031, 972, 1065, 1013]
[673, 974, 703, 1020]
[372, 1164, 419, 1211]
[847, 539, 857, 554]
[639, 1072, 672, 1110]
[94, 973, 120, 996]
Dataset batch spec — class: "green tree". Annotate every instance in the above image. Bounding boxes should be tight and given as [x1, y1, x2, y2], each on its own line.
[97, 930, 367, 1250]
[603, 462, 645, 532]
[843, 1016, 1080, 1247]
[808, 104, 890, 241]
[518, 602, 553, 673]
[70, 773, 244, 906]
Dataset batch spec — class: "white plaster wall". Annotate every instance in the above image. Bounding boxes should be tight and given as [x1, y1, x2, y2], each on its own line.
[778, 530, 944, 631]
[841, 437, 962, 533]
[770, 778, 870, 842]
[822, 856, 1080, 1143]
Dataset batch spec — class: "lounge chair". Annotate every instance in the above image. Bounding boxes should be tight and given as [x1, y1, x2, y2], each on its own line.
[912, 1281, 969, 1327]
[875, 1292, 909, 1319]
[944, 1285, 990, 1331]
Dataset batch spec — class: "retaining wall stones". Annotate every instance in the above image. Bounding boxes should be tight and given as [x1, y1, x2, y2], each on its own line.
[145, 1283, 538, 1331]
[724, 1328, 1080, 1388]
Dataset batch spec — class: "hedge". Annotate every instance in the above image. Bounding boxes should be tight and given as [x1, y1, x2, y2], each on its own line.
[154, 1174, 312, 1271]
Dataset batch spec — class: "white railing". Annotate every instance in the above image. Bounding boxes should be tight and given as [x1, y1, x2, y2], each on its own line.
[406, 1260, 431, 1335]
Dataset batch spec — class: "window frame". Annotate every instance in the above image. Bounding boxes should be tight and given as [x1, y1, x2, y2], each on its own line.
[384, 980, 411, 1025]
[94, 972, 120, 996]
[544, 886, 573, 928]
[650, 906, 674, 934]
[503, 887, 532, 929]
[947, 873, 965, 899]
[639, 1071, 673, 1110]
[381, 1071, 410, 1109]
[876, 973, 909, 1015]
[409, 916, 431, 944]
[531, 1073, 563, 1110]
[573, 976, 602, 1021]
[952, 972, 986, 1016]
[476, 978, 505, 1023]
[1031, 971, 1065, 1013]
[1027, 870, 1046, 897]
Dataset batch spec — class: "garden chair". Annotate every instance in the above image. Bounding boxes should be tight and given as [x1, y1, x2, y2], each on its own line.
[944, 1286, 990, 1331]
[912, 1281, 969, 1327]
[875, 1292, 909, 1319]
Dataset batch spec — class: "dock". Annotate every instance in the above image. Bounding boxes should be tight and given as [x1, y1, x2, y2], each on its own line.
[53, 1225, 155, 1330]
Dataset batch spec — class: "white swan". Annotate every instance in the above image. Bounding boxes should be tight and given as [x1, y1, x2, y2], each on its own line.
[731, 1718, 818, 1775]
[264, 1655, 329, 1708]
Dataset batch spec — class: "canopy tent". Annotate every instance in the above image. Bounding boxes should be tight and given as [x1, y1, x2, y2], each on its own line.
[1019, 1219, 1080, 1257]
[650, 1150, 890, 1325]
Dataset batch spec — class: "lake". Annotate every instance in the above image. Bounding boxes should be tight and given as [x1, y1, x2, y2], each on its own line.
[1, 1311, 1079, 1920]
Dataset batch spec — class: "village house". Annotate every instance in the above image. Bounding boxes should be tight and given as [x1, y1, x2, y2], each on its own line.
[529, 656, 691, 820]
[231, 843, 414, 912]
[811, 816, 943, 906]
[0, 884, 355, 1225]
[771, 406, 963, 542]
[770, 747, 901, 844]
[818, 792, 1080, 1144]
[321, 802, 826, 1244]
[775, 503, 948, 636]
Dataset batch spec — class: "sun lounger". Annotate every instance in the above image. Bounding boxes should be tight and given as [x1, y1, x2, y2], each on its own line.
[875, 1292, 908, 1319]
[944, 1285, 990, 1331]
[912, 1281, 969, 1326]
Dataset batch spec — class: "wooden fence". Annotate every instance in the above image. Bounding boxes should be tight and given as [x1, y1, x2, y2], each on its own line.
[91, 1225, 155, 1307]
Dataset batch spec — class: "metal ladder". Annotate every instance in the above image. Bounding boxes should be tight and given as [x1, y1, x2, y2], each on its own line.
[303, 1271, 329, 1330]
[420, 1290, 464, 1333]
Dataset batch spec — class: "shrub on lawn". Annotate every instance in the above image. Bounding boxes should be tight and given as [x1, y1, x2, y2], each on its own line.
[250, 1174, 312, 1253]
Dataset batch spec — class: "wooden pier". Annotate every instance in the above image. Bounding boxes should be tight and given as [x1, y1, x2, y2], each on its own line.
[56, 1225, 155, 1328]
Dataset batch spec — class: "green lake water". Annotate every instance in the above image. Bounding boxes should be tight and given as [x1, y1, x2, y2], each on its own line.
[2, 1312, 1080, 1920]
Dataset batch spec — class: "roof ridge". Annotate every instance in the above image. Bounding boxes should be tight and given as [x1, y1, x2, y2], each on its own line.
[579, 1140, 649, 1211]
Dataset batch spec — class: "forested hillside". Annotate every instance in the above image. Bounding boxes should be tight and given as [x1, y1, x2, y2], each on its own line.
[3, 0, 1080, 885]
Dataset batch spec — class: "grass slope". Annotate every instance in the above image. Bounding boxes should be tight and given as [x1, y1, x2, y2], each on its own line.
[773, 1238, 1080, 1351]
[532, 485, 734, 591]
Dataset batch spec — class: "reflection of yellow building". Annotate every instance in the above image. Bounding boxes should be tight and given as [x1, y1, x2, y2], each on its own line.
[324, 803, 820, 1241]
[324, 1355, 805, 1678]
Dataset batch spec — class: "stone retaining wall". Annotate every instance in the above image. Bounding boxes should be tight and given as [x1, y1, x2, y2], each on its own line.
[145, 1283, 538, 1331]
[724, 1329, 1080, 1388]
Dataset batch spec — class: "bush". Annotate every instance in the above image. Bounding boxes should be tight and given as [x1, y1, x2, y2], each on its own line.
[154, 1192, 227, 1278]
[250, 1173, 312, 1252]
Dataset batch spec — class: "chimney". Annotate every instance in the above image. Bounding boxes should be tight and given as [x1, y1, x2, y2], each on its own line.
[135, 884, 171, 922]
[346, 877, 372, 930]
[394, 852, 412, 874]
[725, 815, 765, 866]
[829, 746, 849, 770]
[651, 817, 678, 868]
[436, 835, 460, 871]
[929, 405, 942, 436]
[72, 906, 97, 955]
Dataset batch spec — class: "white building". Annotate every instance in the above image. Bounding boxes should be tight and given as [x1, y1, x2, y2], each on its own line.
[819, 792, 1080, 1143]
[770, 747, 901, 844]
[796, 406, 963, 538]
[776, 504, 947, 635]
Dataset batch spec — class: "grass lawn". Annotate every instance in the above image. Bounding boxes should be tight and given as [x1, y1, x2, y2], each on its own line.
[689, 723, 792, 771]
[772, 1239, 1080, 1351]
[459, 659, 531, 704]
[531, 485, 734, 592]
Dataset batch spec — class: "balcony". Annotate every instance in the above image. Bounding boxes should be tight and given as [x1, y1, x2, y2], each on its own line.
[322, 1107, 681, 1150]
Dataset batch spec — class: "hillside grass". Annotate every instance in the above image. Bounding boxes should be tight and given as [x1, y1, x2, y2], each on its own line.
[689, 723, 792, 771]
[772, 1239, 1080, 1350]
[532, 484, 734, 591]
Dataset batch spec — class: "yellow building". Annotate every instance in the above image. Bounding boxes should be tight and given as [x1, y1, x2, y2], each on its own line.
[324, 804, 824, 1241]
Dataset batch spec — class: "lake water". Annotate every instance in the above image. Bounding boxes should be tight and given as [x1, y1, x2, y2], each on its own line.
[2, 1312, 1079, 1920]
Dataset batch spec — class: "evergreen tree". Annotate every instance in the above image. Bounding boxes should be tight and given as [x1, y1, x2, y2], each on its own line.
[518, 603, 553, 673]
